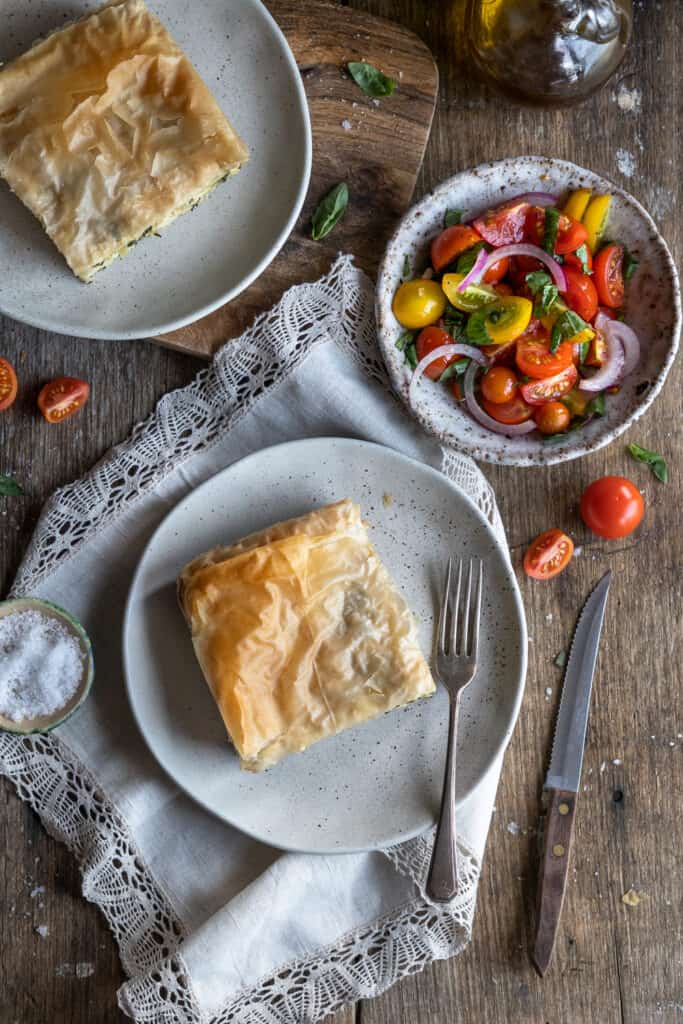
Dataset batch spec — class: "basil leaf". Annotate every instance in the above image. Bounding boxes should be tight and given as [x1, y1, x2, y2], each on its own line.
[524, 271, 559, 317]
[553, 650, 567, 668]
[455, 242, 486, 275]
[466, 308, 493, 345]
[0, 473, 23, 496]
[623, 248, 639, 281]
[402, 254, 411, 280]
[627, 442, 669, 483]
[577, 340, 590, 364]
[525, 271, 552, 293]
[404, 341, 418, 369]
[438, 358, 470, 383]
[587, 393, 606, 417]
[443, 304, 467, 342]
[395, 330, 415, 352]
[550, 322, 562, 353]
[573, 244, 592, 274]
[542, 207, 561, 254]
[443, 208, 465, 228]
[347, 61, 396, 98]
[311, 183, 349, 240]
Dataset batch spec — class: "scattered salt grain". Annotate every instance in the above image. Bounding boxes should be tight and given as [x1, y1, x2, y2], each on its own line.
[30, 886, 45, 899]
[544, 687, 552, 697]
[340, 119, 352, 132]
[669, 741, 676, 748]
[0, 610, 84, 722]
[574, 546, 583, 557]
[612, 758, 623, 766]
[616, 148, 636, 178]
[35, 925, 49, 938]
[615, 83, 642, 113]
[545, 612, 553, 622]
[76, 962, 95, 979]
[600, 761, 606, 773]
[506, 821, 521, 835]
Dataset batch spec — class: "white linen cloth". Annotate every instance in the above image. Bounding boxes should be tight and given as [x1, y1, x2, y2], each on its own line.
[0, 257, 516, 1024]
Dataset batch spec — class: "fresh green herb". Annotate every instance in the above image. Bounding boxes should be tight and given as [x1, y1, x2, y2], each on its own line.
[395, 330, 416, 352]
[627, 442, 668, 483]
[623, 247, 639, 281]
[550, 309, 589, 352]
[404, 341, 418, 369]
[347, 61, 395, 98]
[553, 650, 567, 669]
[577, 340, 590, 363]
[0, 473, 23, 497]
[443, 208, 465, 228]
[466, 308, 493, 346]
[455, 242, 486, 274]
[573, 244, 592, 274]
[542, 207, 561, 254]
[442, 304, 467, 342]
[587, 393, 606, 417]
[525, 271, 559, 317]
[402, 254, 411, 280]
[438, 358, 470, 383]
[311, 183, 349, 240]
[550, 322, 562, 353]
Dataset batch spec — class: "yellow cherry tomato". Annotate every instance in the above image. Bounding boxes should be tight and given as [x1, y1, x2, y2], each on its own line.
[563, 188, 592, 222]
[582, 194, 612, 252]
[484, 296, 533, 344]
[392, 279, 447, 329]
[441, 273, 499, 313]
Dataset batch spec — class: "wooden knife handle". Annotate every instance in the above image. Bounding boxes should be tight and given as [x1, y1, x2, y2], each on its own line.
[532, 787, 578, 976]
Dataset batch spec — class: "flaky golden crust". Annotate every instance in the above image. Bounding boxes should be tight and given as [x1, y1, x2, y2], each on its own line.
[0, 0, 249, 281]
[178, 500, 435, 771]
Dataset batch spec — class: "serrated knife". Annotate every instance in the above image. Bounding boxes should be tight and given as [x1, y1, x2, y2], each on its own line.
[532, 570, 612, 976]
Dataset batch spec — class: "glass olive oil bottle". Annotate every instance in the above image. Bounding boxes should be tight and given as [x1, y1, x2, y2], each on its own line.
[466, 0, 632, 106]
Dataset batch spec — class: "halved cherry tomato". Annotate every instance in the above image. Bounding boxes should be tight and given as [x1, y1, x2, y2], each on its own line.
[516, 338, 575, 379]
[561, 266, 598, 321]
[580, 476, 644, 539]
[534, 401, 570, 435]
[483, 256, 510, 284]
[481, 393, 534, 425]
[480, 338, 518, 363]
[493, 280, 513, 296]
[520, 363, 578, 405]
[392, 279, 447, 329]
[564, 246, 593, 272]
[0, 358, 18, 412]
[430, 225, 482, 272]
[37, 377, 90, 423]
[474, 296, 532, 345]
[585, 328, 608, 366]
[525, 208, 588, 255]
[595, 305, 617, 321]
[473, 199, 530, 246]
[481, 366, 518, 404]
[524, 529, 574, 580]
[593, 244, 624, 308]
[415, 326, 455, 380]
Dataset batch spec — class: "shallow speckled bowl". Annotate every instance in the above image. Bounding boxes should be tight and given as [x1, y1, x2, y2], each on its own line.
[376, 156, 681, 466]
[0, 598, 94, 734]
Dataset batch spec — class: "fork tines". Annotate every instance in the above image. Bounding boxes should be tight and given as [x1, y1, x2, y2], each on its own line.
[438, 557, 483, 660]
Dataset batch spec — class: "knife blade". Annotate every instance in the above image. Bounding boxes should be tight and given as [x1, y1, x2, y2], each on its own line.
[532, 571, 612, 976]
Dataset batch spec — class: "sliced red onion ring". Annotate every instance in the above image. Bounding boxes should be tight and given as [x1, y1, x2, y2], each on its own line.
[456, 247, 489, 292]
[463, 242, 567, 292]
[508, 192, 558, 207]
[595, 313, 641, 377]
[463, 361, 536, 437]
[578, 319, 624, 392]
[409, 344, 486, 409]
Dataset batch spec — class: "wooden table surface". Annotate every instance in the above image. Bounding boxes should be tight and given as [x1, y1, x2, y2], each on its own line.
[1, 2, 681, 1022]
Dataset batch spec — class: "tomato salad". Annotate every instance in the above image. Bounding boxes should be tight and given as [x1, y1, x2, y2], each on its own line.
[392, 188, 641, 438]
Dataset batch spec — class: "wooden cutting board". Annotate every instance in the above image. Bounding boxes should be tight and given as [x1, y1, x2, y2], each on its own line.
[155, 0, 438, 357]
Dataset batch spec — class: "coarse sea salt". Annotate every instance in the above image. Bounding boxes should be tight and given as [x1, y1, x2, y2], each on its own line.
[0, 610, 84, 722]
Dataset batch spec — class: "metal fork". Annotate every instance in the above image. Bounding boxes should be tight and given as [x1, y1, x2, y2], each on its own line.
[426, 557, 483, 903]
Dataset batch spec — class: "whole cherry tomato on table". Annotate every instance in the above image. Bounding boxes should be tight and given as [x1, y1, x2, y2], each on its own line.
[38, 377, 90, 423]
[580, 476, 644, 538]
[524, 529, 574, 580]
[0, 358, 18, 412]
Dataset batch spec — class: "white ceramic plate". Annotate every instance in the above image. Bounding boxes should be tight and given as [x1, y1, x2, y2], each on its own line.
[123, 438, 527, 853]
[0, 0, 311, 340]
[376, 156, 681, 466]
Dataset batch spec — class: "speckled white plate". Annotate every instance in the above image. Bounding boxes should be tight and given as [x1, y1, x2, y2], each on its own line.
[123, 438, 527, 853]
[0, 0, 311, 340]
[376, 156, 681, 466]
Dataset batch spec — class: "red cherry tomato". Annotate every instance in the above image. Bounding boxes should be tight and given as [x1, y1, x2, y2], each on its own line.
[481, 366, 518, 404]
[525, 208, 588, 255]
[561, 266, 598, 322]
[430, 225, 483, 272]
[483, 256, 510, 284]
[37, 377, 90, 423]
[595, 305, 617, 321]
[593, 244, 625, 308]
[580, 476, 644, 539]
[520, 363, 578, 405]
[481, 393, 534, 425]
[415, 326, 455, 380]
[564, 247, 593, 272]
[0, 358, 18, 412]
[534, 401, 571, 435]
[473, 199, 530, 246]
[524, 529, 574, 580]
[516, 338, 575, 379]
[451, 378, 464, 401]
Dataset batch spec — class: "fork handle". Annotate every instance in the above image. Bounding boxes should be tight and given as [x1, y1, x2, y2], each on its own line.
[426, 695, 460, 903]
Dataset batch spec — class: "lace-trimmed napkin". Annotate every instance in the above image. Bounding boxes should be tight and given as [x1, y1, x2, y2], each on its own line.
[0, 256, 512, 1024]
